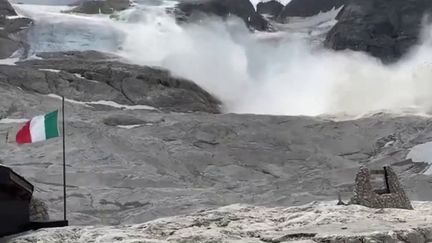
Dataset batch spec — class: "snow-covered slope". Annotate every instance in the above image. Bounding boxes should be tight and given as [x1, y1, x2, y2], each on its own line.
[6, 201, 432, 243]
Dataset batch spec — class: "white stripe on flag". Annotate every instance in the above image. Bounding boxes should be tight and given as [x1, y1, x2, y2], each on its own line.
[30, 115, 46, 142]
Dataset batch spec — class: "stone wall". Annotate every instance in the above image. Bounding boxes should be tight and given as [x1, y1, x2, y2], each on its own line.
[349, 166, 413, 210]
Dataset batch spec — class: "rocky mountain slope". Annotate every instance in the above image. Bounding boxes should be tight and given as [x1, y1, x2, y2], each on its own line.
[176, 0, 432, 62]
[10, 51, 220, 114]
[2, 61, 432, 225]
[1, 0, 432, 242]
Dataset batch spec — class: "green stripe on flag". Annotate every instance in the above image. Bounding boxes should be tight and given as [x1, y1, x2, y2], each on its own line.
[44, 110, 60, 139]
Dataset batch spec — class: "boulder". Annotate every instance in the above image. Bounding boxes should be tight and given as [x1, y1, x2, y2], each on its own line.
[176, 0, 271, 31]
[279, 0, 345, 19]
[29, 198, 50, 222]
[324, 0, 432, 62]
[69, 0, 130, 14]
[256, 0, 284, 20]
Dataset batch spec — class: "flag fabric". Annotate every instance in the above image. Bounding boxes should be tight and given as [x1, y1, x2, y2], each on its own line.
[16, 110, 60, 144]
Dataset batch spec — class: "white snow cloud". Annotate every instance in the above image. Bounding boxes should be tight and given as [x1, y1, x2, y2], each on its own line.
[16, 2, 432, 117]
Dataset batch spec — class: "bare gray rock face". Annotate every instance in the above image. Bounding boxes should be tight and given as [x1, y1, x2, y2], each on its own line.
[1, 78, 432, 225]
[256, 0, 284, 20]
[325, 0, 432, 62]
[0, 0, 32, 58]
[0, 0, 16, 16]
[349, 166, 413, 210]
[175, 0, 271, 31]
[8, 51, 220, 113]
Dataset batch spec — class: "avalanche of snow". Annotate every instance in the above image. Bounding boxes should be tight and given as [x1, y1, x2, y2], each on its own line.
[8, 0, 432, 117]
[47, 94, 156, 110]
[6, 201, 432, 243]
[407, 142, 432, 174]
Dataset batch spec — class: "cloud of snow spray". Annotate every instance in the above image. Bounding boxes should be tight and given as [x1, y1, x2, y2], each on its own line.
[18, 3, 432, 117]
[115, 8, 432, 117]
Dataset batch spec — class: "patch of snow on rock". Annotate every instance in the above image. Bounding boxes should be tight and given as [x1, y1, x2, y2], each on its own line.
[86, 100, 156, 110]
[117, 124, 142, 129]
[39, 68, 61, 73]
[407, 141, 432, 174]
[0, 58, 19, 65]
[47, 94, 156, 110]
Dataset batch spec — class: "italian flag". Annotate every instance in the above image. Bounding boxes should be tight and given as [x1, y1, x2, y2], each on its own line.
[16, 110, 60, 144]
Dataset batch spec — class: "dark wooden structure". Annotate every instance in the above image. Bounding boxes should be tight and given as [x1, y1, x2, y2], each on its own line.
[0, 165, 33, 237]
[0, 165, 68, 238]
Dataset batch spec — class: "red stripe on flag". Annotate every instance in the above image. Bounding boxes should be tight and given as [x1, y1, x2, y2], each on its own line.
[16, 121, 32, 144]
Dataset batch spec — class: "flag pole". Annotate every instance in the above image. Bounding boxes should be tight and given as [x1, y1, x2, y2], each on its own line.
[62, 96, 67, 222]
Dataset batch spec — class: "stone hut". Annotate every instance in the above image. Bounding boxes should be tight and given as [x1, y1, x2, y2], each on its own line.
[349, 166, 413, 210]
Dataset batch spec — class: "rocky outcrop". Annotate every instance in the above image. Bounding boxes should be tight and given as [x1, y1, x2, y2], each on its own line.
[4, 51, 220, 113]
[175, 0, 271, 31]
[29, 198, 49, 222]
[0, 0, 32, 58]
[279, 0, 345, 19]
[7, 201, 432, 242]
[68, 0, 131, 14]
[0, 0, 15, 16]
[316, 228, 432, 243]
[325, 0, 432, 62]
[349, 166, 413, 210]
[256, 0, 284, 20]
